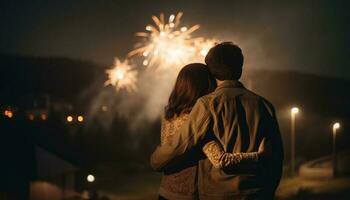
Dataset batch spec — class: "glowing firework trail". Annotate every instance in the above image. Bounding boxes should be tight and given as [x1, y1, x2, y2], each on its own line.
[104, 58, 138, 92]
[128, 12, 203, 70]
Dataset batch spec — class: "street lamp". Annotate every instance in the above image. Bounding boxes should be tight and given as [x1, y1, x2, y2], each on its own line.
[332, 122, 340, 177]
[4, 110, 13, 118]
[40, 113, 47, 121]
[87, 174, 95, 183]
[290, 107, 299, 176]
[66, 115, 73, 122]
[77, 115, 84, 122]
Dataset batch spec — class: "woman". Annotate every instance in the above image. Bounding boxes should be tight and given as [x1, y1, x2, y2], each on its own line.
[158, 63, 264, 200]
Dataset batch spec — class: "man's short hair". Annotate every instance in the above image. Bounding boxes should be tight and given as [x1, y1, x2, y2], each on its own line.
[205, 42, 244, 80]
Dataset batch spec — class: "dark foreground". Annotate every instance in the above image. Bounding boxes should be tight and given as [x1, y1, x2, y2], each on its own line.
[89, 171, 350, 200]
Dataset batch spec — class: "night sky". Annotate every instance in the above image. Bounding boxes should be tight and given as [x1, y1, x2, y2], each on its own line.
[1, 0, 349, 78]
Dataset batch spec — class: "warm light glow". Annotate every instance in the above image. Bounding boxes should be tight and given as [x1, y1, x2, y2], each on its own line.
[4, 110, 13, 118]
[40, 113, 47, 121]
[180, 26, 187, 32]
[77, 115, 84, 122]
[101, 106, 108, 112]
[333, 122, 340, 130]
[145, 25, 152, 31]
[196, 39, 218, 57]
[169, 14, 175, 22]
[143, 60, 149, 66]
[104, 58, 138, 92]
[66, 116, 73, 122]
[291, 107, 299, 115]
[28, 114, 35, 120]
[87, 174, 95, 183]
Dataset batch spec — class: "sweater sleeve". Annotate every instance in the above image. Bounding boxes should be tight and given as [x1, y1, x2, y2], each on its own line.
[202, 140, 259, 169]
[160, 118, 169, 145]
[150, 99, 211, 171]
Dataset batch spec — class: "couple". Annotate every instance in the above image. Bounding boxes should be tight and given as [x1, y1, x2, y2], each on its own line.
[151, 42, 283, 200]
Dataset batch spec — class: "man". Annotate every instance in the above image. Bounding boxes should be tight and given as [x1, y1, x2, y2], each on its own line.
[151, 42, 284, 199]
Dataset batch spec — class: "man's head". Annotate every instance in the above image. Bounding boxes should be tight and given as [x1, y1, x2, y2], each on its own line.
[205, 42, 244, 80]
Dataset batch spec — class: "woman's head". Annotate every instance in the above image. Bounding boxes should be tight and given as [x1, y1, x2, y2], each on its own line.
[165, 63, 217, 120]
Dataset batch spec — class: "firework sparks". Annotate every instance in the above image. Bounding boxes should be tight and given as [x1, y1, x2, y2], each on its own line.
[128, 12, 203, 70]
[104, 58, 138, 92]
[106, 12, 220, 94]
[195, 39, 219, 57]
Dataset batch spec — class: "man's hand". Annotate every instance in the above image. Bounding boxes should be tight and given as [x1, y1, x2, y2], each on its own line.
[258, 138, 265, 155]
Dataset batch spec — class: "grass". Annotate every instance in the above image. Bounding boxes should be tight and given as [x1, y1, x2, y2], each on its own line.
[93, 169, 350, 200]
[95, 171, 161, 200]
[276, 176, 350, 200]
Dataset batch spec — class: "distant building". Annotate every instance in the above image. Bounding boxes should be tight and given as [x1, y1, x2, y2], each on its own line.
[30, 146, 79, 200]
[0, 145, 79, 200]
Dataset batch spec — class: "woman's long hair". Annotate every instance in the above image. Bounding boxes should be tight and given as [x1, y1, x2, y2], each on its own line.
[165, 63, 217, 120]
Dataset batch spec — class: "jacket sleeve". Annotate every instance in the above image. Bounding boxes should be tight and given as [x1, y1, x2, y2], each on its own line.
[150, 98, 212, 171]
[260, 99, 284, 199]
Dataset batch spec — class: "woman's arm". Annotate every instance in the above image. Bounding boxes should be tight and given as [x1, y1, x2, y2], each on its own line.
[202, 139, 264, 169]
[150, 100, 212, 171]
[160, 118, 168, 145]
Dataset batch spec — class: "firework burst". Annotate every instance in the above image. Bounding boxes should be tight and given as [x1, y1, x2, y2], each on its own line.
[128, 12, 203, 70]
[104, 58, 138, 92]
[106, 12, 220, 93]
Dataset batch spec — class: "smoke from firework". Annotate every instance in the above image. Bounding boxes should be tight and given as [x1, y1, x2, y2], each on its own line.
[89, 12, 219, 131]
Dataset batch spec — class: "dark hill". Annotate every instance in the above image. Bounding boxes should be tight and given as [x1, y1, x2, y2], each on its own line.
[1, 55, 349, 162]
[0, 54, 105, 105]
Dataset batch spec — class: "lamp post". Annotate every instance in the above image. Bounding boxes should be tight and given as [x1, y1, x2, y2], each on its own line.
[332, 122, 340, 177]
[290, 107, 299, 176]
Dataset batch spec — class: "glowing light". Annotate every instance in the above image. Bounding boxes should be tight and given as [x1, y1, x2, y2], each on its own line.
[196, 39, 218, 57]
[180, 27, 187, 32]
[291, 107, 299, 115]
[128, 12, 202, 70]
[101, 106, 108, 112]
[28, 114, 35, 120]
[77, 115, 84, 122]
[4, 110, 13, 118]
[333, 122, 340, 130]
[40, 113, 47, 121]
[105, 58, 138, 92]
[169, 14, 175, 22]
[87, 174, 95, 183]
[66, 116, 73, 122]
[145, 25, 152, 31]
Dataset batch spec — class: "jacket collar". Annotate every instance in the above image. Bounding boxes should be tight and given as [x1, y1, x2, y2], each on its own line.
[215, 80, 245, 91]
